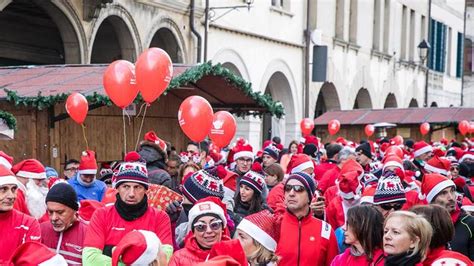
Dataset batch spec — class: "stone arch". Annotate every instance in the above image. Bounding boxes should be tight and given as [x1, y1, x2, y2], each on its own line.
[409, 98, 419, 107]
[315, 82, 341, 118]
[430, 101, 438, 107]
[145, 17, 187, 64]
[89, 5, 141, 63]
[0, 0, 83, 64]
[384, 93, 398, 108]
[221, 62, 242, 77]
[353, 88, 373, 109]
[212, 49, 250, 81]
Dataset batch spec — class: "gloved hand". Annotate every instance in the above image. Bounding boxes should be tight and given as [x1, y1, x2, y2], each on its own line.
[166, 200, 182, 222]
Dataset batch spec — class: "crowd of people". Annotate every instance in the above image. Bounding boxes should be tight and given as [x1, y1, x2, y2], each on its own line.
[0, 130, 473, 265]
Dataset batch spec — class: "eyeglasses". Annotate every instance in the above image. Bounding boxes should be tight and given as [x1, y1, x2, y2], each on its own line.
[380, 203, 403, 211]
[284, 184, 306, 193]
[65, 167, 78, 172]
[237, 158, 253, 163]
[193, 220, 223, 233]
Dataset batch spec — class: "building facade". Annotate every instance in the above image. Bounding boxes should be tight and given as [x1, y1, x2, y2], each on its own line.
[0, 0, 466, 149]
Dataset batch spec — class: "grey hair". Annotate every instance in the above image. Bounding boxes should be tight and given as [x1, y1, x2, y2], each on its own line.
[337, 147, 356, 162]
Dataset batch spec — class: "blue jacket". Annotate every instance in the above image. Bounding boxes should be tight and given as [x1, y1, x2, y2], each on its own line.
[68, 174, 107, 201]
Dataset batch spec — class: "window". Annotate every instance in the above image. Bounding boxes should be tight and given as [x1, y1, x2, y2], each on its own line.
[456, 32, 464, 78]
[447, 27, 452, 75]
[429, 19, 447, 72]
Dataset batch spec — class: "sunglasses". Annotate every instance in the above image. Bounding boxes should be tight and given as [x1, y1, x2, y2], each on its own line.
[284, 184, 306, 193]
[380, 203, 403, 211]
[193, 220, 223, 233]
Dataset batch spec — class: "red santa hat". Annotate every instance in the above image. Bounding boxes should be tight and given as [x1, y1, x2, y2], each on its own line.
[0, 164, 17, 187]
[207, 239, 248, 266]
[382, 155, 404, 171]
[425, 156, 451, 176]
[78, 150, 97, 175]
[384, 145, 404, 159]
[459, 151, 474, 163]
[0, 151, 13, 169]
[413, 141, 433, 158]
[422, 173, 455, 203]
[286, 153, 314, 174]
[112, 230, 161, 266]
[233, 140, 253, 161]
[11, 159, 46, 179]
[9, 242, 67, 266]
[188, 196, 227, 231]
[336, 137, 348, 146]
[140, 131, 168, 159]
[336, 170, 363, 200]
[78, 199, 105, 224]
[340, 159, 364, 179]
[237, 210, 277, 252]
[360, 186, 376, 204]
[461, 197, 474, 213]
[197, 256, 241, 266]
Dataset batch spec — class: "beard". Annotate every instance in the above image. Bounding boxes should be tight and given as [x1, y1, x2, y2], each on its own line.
[26, 179, 48, 218]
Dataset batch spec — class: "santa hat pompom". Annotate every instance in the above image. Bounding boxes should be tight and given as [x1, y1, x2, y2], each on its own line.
[125, 151, 141, 162]
[453, 177, 466, 190]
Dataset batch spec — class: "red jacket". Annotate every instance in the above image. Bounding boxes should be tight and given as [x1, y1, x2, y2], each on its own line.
[324, 185, 339, 206]
[326, 196, 347, 230]
[83, 205, 172, 252]
[0, 209, 41, 264]
[40, 220, 87, 265]
[267, 182, 285, 211]
[276, 210, 338, 266]
[315, 161, 338, 182]
[423, 246, 472, 266]
[169, 234, 232, 266]
[330, 248, 384, 266]
[319, 167, 341, 193]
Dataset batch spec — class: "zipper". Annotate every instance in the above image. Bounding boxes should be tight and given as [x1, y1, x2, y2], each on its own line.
[297, 219, 302, 266]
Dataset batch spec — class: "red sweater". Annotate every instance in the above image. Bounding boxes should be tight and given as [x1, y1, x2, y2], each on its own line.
[330, 248, 384, 266]
[0, 209, 41, 263]
[83, 205, 172, 252]
[276, 210, 338, 266]
[40, 220, 87, 264]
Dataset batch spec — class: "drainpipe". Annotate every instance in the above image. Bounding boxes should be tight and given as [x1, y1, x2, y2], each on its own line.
[204, 0, 209, 62]
[190, 0, 202, 63]
[304, 0, 311, 117]
[424, 0, 432, 107]
[461, 2, 467, 106]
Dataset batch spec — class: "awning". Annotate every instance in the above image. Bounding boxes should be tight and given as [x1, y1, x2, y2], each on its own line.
[0, 62, 284, 118]
[314, 108, 474, 126]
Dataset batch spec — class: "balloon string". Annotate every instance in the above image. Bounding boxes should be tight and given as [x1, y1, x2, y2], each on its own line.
[122, 109, 127, 154]
[135, 102, 147, 119]
[81, 123, 89, 150]
[135, 104, 148, 150]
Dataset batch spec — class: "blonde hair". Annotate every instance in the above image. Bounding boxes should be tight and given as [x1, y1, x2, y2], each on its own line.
[248, 240, 279, 265]
[384, 211, 433, 260]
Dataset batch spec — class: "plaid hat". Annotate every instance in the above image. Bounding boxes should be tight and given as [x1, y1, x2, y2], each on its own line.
[240, 171, 266, 195]
[45, 183, 79, 211]
[356, 142, 372, 158]
[373, 173, 406, 205]
[182, 168, 225, 203]
[263, 145, 280, 160]
[285, 172, 316, 200]
[114, 152, 149, 189]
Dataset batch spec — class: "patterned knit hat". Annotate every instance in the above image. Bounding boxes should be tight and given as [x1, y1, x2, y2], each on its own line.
[182, 168, 225, 203]
[285, 172, 316, 200]
[12, 159, 46, 179]
[373, 173, 406, 205]
[114, 151, 149, 189]
[112, 230, 161, 266]
[237, 210, 277, 252]
[240, 171, 266, 195]
[413, 141, 433, 157]
[425, 156, 451, 176]
[0, 151, 13, 169]
[78, 150, 98, 175]
[263, 145, 280, 160]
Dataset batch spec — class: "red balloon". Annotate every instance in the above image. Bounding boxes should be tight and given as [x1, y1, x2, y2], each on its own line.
[328, 119, 340, 135]
[459, 120, 470, 135]
[364, 124, 375, 137]
[209, 111, 237, 148]
[300, 118, 314, 136]
[103, 60, 138, 109]
[65, 93, 88, 124]
[420, 122, 430, 136]
[178, 96, 214, 142]
[136, 48, 173, 104]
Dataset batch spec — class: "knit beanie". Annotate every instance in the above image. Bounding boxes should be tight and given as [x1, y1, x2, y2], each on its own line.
[263, 145, 280, 160]
[240, 171, 266, 195]
[285, 172, 316, 201]
[356, 142, 372, 158]
[114, 152, 149, 189]
[45, 167, 58, 178]
[373, 172, 406, 205]
[182, 168, 225, 203]
[303, 144, 318, 159]
[45, 183, 79, 211]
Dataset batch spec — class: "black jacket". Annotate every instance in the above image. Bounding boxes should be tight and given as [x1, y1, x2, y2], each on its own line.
[451, 210, 474, 260]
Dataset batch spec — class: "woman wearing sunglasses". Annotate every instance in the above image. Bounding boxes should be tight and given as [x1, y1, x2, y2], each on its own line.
[232, 171, 268, 227]
[372, 173, 406, 219]
[383, 211, 432, 266]
[169, 197, 231, 266]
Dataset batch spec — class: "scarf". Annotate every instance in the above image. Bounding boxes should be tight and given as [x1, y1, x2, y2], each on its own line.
[114, 193, 148, 221]
[384, 251, 421, 266]
[450, 207, 461, 224]
[76, 174, 96, 188]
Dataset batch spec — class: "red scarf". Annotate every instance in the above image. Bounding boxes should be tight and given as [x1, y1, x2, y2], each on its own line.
[450, 206, 461, 224]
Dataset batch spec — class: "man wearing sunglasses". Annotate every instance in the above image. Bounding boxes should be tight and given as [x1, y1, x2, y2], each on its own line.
[373, 172, 406, 219]
[276, 172, 338, 266]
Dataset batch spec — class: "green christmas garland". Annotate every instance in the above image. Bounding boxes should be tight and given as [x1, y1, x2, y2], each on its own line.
[0, 110, 17, 131]
[3, 62, 285, 118]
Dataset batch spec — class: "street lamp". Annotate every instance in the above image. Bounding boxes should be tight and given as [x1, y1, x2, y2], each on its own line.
[417, 39, 430, 65]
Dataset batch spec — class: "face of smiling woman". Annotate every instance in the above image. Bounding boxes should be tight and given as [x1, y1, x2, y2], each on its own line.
[383, 216, 417, 255]
[193, 216, 224, 249]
